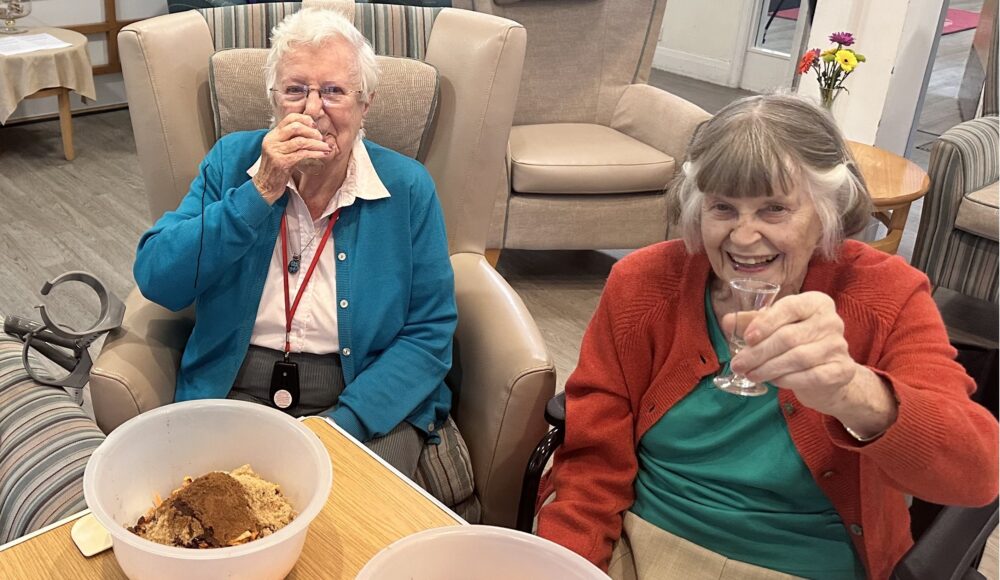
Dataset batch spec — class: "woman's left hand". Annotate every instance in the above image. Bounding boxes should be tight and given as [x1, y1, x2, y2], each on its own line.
[722, 293, 854, 410]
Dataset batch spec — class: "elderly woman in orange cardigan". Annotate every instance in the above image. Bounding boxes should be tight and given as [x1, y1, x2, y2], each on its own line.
[536, 94, 999, 580]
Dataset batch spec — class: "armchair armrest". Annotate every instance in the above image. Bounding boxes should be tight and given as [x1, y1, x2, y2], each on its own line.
[450, 252, 556, 527]
[912, 116, 999, 275]
[610, 84, 711, 169]
[892, 498, 999, 580]
[89, 288, 194, 434]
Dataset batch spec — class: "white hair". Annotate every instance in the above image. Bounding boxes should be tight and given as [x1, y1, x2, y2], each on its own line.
[264, 8, 379, 107]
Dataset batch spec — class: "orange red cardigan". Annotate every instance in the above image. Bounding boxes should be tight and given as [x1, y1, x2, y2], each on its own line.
[536, 240, 999, 580]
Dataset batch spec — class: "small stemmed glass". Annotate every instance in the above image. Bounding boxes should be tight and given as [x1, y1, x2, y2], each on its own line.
[713, 278, 781, 397]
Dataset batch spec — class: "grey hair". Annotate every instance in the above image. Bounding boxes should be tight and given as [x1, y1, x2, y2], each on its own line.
[264, 8, 379, 108]
[669, 93, 873, 259]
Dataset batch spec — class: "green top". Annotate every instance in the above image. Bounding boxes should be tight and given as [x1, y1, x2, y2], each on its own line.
[631, 290, 865, 579]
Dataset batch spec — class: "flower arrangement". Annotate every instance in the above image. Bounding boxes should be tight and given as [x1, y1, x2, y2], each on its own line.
[797, 32, 866, 109]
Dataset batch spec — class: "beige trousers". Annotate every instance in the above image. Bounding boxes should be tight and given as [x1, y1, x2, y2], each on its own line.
[608, 512, 804, 580]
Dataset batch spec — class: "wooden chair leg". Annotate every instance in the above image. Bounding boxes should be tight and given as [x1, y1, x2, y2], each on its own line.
[485, 249, 501, 268]
[56, 88, 75, 161]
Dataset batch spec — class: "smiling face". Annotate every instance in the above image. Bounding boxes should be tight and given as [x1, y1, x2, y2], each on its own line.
[275, 37, 370, 171]
[700, 182, 823, 299]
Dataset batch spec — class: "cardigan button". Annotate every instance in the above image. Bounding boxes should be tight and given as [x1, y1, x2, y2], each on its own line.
[342, 347, 351, 357]
[337, 252, 347, 261]
[339, 299, 349, 308]
[782, 402, 796, 416]
[849, 524, 863, 536]
[822, 470, 835, 479]
[427, 422, 435, 432]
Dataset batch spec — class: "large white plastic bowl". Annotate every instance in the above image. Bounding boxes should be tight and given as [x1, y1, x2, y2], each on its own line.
[356, 525, 609, 579]
[83, 400, 332, 580]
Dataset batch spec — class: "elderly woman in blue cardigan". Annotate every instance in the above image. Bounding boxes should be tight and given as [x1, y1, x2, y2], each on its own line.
[132, 9, 456, 476]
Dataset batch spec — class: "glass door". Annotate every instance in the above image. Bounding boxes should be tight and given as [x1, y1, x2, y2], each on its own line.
[739, 0, 815, 92]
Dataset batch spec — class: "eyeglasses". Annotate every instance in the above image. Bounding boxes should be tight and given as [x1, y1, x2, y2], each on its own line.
[270, 84, 364, 108]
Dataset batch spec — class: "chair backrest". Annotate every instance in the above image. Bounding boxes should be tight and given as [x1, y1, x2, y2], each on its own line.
[453, 0, 666, 126]
[119, 0, 525, 256]
[209, 49, 440, 160]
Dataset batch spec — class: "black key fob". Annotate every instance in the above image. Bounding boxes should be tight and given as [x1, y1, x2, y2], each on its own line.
[269, 360, 300, 410]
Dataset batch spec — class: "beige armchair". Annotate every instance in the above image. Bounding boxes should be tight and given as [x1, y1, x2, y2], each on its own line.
[89, 0, 556, 528]
[455, 0, 711, 250]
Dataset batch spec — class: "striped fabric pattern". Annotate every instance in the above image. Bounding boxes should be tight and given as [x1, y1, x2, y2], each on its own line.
[0, 323, 105, 544]
[912, 116, 1000, 303]
[198, 2, 442, 59]
[353, 3, 442, 59]
[413, 416, 481, 523]
[199, 2, 303, 50]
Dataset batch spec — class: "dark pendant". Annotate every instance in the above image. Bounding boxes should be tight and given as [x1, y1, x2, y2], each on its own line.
[269, 360, 300, 411]
[287, 255, 301, 274]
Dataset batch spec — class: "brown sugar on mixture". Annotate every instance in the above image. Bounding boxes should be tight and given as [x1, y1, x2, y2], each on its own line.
[128, 465, 296, 549]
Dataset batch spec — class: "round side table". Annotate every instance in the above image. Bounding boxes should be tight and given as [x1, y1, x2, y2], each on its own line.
[849, 141, 931, 255]
[0, 27, 96, 160]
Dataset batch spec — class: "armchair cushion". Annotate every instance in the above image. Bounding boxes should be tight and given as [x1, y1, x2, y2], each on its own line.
[0, 330, 105, 543]
[955, 181, 999, 241]
[509, 123, 675, 194]
[210, 49, 439, 160]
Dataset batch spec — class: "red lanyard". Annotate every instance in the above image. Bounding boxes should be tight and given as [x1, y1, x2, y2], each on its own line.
[279, 208, 341, 355]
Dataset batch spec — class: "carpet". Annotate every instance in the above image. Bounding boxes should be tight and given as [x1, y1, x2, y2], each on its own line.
[775, 7, 980, 35]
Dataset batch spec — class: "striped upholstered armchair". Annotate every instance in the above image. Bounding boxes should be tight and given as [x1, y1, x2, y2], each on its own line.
[911, 116, 999, 304]
[0, 324, 105, 544]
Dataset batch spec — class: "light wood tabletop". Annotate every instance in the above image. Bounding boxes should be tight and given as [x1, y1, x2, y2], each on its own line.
[848, 141, 931, 255]
[0, 417, 462, 579]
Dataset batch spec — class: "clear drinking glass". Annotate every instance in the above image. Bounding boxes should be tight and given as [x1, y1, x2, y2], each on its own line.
[295, 158, 325, 176]
[0, 0, 31, 35]
[713, 278, 781, 397]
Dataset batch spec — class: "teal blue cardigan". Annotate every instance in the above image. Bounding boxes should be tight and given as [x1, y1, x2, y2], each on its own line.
[134, 130, 457, 443]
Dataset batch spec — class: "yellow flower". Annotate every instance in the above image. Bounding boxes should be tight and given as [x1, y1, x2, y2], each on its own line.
[836, 49, 858, 72]
[821, 47, 837, 62]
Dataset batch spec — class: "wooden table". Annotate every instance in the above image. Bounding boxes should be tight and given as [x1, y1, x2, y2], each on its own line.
[0, 417, 463, 579]
[849, 141, 931, 255]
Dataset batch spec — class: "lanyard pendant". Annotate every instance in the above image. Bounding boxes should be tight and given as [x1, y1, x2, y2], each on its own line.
[269, 359, 300, 411]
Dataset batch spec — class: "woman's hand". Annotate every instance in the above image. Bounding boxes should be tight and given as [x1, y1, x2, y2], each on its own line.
[253, 113, 332, 203]
[724, 291, 898, 438]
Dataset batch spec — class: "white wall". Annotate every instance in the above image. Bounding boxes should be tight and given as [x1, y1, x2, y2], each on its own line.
[7, 0, 168, 123]
[797, 0, 945, 153]
[654, 0, 747, 86]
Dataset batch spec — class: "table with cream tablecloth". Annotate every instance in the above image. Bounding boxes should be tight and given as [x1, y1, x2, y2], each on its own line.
[0, 27, 96, 159]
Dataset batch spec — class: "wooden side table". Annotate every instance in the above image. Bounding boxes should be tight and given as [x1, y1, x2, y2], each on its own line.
[0, 27, 96, 160]
[848, 141, 931, 255]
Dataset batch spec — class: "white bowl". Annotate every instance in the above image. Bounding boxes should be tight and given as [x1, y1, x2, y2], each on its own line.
[83, 400, 332, 580]
[356, 525, 609, 579]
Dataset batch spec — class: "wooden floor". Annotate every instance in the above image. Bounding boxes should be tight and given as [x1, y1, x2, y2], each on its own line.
[0, 9, 996, 573]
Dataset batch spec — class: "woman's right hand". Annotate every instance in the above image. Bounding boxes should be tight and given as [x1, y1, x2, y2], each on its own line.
[252, 113, 332, 203]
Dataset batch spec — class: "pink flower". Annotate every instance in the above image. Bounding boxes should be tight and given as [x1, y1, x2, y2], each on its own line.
[829, 31, 855, 46]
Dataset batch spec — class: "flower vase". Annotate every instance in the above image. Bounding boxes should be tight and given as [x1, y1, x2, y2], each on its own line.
[819, 88, 841, 111]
